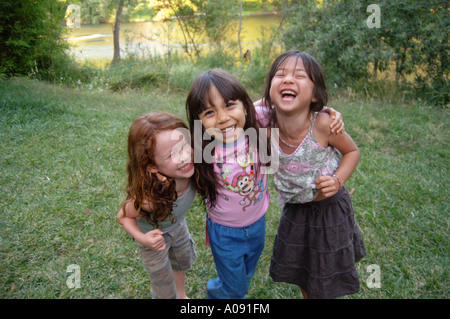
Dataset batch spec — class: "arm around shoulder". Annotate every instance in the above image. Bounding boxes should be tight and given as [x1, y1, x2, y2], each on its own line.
[320, 106, 345, 134]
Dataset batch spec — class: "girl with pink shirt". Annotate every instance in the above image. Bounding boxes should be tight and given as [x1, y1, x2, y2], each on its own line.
[186, 69, 268, 299]
[185, 68, 343, 299]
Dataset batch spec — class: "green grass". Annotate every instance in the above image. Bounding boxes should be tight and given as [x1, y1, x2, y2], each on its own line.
[0, 77, 448, 299]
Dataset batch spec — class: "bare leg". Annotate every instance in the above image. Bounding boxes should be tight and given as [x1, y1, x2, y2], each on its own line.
[173, 270, 188, 299]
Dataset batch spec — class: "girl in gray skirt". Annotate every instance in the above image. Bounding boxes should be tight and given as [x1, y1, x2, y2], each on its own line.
[263, 51, 366, 299]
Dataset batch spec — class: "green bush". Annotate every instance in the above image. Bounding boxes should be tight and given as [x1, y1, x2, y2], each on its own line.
[0, 0, 70, 78]
[281, 0, 448, 106]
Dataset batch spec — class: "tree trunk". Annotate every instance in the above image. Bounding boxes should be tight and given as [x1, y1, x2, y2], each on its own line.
[238, 0, 243, 60]
[112, 0, 125, 65]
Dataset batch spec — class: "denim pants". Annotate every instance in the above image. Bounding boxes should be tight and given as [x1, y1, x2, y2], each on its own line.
[206, 215, 266, 299]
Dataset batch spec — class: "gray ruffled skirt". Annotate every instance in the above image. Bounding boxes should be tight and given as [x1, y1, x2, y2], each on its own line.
[269, 187, 366, 299]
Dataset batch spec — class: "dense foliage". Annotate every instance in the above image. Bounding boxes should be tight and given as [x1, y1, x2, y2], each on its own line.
[281, 0, 449, 106]
[0, 0, 447, 106]
[0, 0, 69, 77]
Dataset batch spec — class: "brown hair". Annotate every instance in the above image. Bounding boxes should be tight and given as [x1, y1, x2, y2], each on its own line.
[123, 111, 188, 227]
[185, 68, 262, 208]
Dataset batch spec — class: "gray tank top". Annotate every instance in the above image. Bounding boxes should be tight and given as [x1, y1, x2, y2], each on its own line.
[274, 112, 341, 204]
[136, 182, 196, 233]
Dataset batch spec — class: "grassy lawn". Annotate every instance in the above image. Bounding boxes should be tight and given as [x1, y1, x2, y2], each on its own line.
[0, 77, 448, 299]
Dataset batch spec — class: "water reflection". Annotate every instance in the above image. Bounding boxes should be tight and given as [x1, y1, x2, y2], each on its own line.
[65, 15, 280, 64]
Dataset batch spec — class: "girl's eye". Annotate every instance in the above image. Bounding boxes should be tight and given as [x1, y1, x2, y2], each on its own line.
[202, 109, 214, 117]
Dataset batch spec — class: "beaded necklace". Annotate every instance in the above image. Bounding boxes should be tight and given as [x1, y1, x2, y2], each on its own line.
[217, 152, 254, 193]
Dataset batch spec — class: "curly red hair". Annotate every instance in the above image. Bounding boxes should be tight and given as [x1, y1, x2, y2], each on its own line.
[123, 111, 189, 228]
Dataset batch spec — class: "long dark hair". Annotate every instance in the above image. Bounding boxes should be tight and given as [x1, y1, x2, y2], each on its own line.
[185, 69, 262, 208]
[263, 51, 329, 126]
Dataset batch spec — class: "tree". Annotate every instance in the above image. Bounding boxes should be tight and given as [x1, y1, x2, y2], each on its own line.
[282, 0, 386, 84]
[77, 0, 111, 24]
[112, 0, 125, 64]
[74, 0, 140, 65]
[152, 0, 238, 61]
[155, 0, 203, 61]
[198, 0, 237, 52]
[380, 0, 448, 105]
[238, 0, 243, 60]
[0, 0, 69, 76]
[414, 3, 449, 105]
[281, 0, 448, 105]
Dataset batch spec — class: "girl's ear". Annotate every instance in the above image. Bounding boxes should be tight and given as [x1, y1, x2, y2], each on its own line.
[147, 165, 157, 176]
[156, 172, 167, 182]
[148, 166, 167, 182]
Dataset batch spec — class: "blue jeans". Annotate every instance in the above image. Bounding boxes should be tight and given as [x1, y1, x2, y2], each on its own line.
[206, 215, 266, 299]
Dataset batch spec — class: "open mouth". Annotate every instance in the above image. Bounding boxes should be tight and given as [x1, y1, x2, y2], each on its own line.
[178, 162, 193, 173]
[281, 89, 297, 101]
[240, 184, 251, 195]
[221, 125, 236, 135]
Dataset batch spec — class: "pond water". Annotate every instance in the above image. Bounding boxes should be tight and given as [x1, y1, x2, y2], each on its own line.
[65, 14, 280, 65]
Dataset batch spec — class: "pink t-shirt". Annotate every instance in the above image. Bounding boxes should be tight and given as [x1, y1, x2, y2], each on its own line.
[255, 105, 271, 127]
[207, 108, 270, 227]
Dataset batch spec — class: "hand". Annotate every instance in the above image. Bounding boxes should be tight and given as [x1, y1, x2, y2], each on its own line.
[326, 107, 345, 135]
[140, 229, 166, 251]
[315, 175, 340, 198]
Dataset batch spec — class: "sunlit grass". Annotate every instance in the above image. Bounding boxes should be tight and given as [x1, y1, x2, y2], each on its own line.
[0, 77, 448, 299]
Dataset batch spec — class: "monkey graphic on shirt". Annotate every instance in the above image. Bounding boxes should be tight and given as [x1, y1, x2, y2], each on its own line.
[218, 152, 264, 212]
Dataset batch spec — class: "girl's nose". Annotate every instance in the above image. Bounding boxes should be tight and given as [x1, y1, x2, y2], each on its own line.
[217, 108, 229, 123]
[180, 145, 191, 163]
[282, 74, 294, 84]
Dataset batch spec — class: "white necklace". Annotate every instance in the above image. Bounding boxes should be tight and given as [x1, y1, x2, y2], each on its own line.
[276, 114, 313, 148]
[278, 134, 298, 148]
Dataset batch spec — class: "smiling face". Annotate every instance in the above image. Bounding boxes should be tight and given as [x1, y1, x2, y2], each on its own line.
[151, 129, 194, 181]
[269, 56, 317, 116]
[264, 52, 328, 118]
[198, 85, 247, 144]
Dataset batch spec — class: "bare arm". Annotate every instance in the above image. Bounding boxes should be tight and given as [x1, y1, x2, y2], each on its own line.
[314, 113, 360, 198]
[117, 200, 166, 251]
[253, 99, 344, 134]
